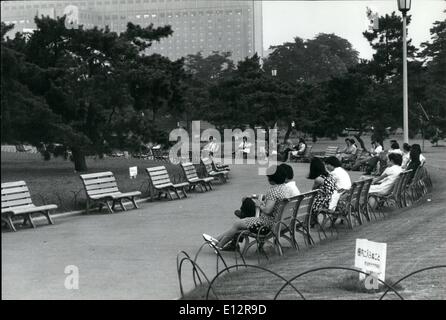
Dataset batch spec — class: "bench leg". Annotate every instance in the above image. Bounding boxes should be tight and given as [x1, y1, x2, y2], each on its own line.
[86, 199, 90, 214]
[130, 197, 139, 209]
[182, 187, 188, 198]
[119, 199, 127, 211]
[2, 215, 17, 232]
[105, 201, 114, 213]
[44, 210, 54, 225]
[207, 182, 213, 190]
[173, 188, 181, 200]
[27, 214, 36, 228]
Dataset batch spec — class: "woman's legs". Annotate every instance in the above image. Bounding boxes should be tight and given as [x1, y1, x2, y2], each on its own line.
[216, 219, 248, 248]
[368, 195, 378, 210]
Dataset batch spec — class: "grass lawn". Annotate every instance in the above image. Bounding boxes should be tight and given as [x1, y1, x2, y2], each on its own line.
[1, 153, 192, 213]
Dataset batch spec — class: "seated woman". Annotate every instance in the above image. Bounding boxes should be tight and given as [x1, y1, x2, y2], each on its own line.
[203, 165, 289, 250]
[280, 139, 296, 162]
[279, 163, 301, 198]
[368, 153, 403, 210]
[401, 143, 411, 169]
[337, 138, 357, 162]
[410, 144, 426, 165]
[351, 140, 383, 174]
[289, 138, 307, 161]
[388, 141, 403, 155]
[307, 157, 336, 224]
[405, 146, 421, 184]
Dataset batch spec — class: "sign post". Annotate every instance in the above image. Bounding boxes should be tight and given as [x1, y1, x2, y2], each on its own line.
[129, 166, 138, 179]
[354, 239, 387, 283]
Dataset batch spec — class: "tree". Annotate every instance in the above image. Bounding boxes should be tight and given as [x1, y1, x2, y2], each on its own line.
[263, 33, 359, 84]
[1, 17, 186, 171]
[419, 10, 446, 135]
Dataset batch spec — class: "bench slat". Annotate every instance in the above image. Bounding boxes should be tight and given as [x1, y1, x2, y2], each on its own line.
[1, 192, 31, 201]
[146, 166, 167, 172]
[1, 181, 27, 188]
[87, 187, 120, 196]
[10, 204, 58, 215]
[82, 176, 116, 186]
[2, 198, 34, 208]
[1, 186, 30, 195]
[80, 171, 114, 179]
[153, 183, 173, 189]
[85, 181, 118, 191]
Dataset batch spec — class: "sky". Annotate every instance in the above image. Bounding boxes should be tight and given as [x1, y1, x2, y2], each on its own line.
[262, 0, 446, 59]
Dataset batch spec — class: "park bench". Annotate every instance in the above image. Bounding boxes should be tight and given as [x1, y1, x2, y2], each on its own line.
[292, 190, 319, 246]
[292, 145, 313, 163]
[324, 146, 339, 158]
[1, 181, 56, 232]
[237, 196, 301, 259]
[79, 171, 141, 214]
[145, 166, 189, 200]
[358, 178, 374, 221]
[373, 170, 412, 211]
[328, 180, 365, 229]
[181, 162, 214, 192]
[201, 158, 228, 183]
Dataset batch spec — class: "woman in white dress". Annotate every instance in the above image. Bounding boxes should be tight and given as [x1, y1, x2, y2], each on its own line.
[368, 153, 403, 209]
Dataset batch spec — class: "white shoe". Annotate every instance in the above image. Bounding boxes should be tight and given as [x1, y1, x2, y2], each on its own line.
[202, 233, 219, 246]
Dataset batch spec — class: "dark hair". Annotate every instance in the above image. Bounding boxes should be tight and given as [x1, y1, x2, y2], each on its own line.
[349, 138, 356, 145]
[388, 153, 403, 166]
[279, 163, 294, 180]
[411, 144, 422, 154]
[409, 147, 421, 164]
[267, 165, 287, 184]
[242, 136, 248, 141]
[324, 156, 342, 168]
[391, 141, 400, 150]
[307, 157, 329, 179]
[209, 136, 214, 140]
[299, 138, 306, 144]
[402, 143, 411, 152]
[345, 138, 350, 143]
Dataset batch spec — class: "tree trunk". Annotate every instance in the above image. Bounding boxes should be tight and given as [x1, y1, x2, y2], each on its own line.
[283, 122, 294, 143]
[354, 132, 367, 152]
[71, 147, 88, 172]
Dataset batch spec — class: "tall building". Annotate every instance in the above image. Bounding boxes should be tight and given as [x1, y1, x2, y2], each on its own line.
[1, 0, 263, 62]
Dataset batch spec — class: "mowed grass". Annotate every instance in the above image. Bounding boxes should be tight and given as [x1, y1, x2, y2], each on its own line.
[1, 152, 190, 213]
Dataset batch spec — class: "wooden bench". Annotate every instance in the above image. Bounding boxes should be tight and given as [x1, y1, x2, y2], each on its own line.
[79, 172, 141, 214]
[180, 162, 214, 192]
[1, 181, 56, 232]
[201, 157, 228, 183]
[146, 166, 189, 200]
[292, 145, 313, 163]
[324, 146, 339, 158]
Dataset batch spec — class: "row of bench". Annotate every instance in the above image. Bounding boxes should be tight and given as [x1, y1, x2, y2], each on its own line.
[1, 158, 229, 232]
[235, 164, 432, 258]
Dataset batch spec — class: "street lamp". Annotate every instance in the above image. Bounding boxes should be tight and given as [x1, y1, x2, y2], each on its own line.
[397, 0, 411, 143]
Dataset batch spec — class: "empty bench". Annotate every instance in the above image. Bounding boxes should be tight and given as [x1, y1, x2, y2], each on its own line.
[80, 171, 141, 214]
[201, 158, 228, 183]
[146, 166, 189, 200]
[181, 162, 214, 192]
[1, 181, 57, 232]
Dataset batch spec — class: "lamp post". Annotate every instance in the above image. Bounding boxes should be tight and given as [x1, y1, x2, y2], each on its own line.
[397, 0, 411, 144]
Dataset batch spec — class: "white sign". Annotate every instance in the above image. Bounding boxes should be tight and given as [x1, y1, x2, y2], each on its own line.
[129, 166, 138, 179]
[354, 239, 387, 282]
